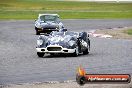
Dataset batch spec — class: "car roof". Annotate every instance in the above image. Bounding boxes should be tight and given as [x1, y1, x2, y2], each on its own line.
[38, 14, 59, 17]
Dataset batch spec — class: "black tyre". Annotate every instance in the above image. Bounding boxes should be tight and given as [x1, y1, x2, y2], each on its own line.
[88, 39, 90, 50]
[35, 27, 40, 35]
[36, 30, 40, 35]
[83, 48, 89, 55]
[73, 46, 79, 57]
[37, 52, 45, 57]
[83, 38, 90, 55]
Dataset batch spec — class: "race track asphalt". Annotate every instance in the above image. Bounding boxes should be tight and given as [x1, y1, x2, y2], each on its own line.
[0, 19, 132, 85]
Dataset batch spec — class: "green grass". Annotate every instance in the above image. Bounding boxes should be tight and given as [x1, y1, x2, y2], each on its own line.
[0, 0, 132, 19]
[0, 11, 132, 19]
[125, 29, 132, 35]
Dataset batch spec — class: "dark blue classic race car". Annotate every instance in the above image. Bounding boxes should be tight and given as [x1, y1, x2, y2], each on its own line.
[36, 30, 90, 57]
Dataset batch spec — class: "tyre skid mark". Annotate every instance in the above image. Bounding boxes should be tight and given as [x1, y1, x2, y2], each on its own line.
[88, 30, 112, 39]
[88, 26, 131, 39]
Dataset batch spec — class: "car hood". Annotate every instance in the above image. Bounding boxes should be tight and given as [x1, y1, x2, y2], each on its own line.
[40, 21, 59, 28]
[48, 35, 72, 44]
[39, 32, 78, 48]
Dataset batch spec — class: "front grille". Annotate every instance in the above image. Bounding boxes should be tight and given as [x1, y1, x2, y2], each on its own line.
[47, 47, 62, 51]
[42, 29, 58, 34]
[41, 49, 45, 51]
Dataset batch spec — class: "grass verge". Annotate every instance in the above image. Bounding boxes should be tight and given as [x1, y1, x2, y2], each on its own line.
[0, 11, 132, 19]
[0, 0, 132, 19]
[124, 29, 132, 35]
[95, 28, 132, 39]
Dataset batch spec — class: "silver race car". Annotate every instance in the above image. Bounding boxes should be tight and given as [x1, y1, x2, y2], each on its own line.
[36, 30, 90, 57]
[35, 14, 64, 35]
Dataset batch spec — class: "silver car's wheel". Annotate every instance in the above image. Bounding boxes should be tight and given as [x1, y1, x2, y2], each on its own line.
[36, 30, 40, 35]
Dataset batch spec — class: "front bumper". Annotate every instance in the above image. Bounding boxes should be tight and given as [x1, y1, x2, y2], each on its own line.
[36, 45, 76, 54]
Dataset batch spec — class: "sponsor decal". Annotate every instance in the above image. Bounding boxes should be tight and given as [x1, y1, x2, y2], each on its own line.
[76, 66, 131, 85]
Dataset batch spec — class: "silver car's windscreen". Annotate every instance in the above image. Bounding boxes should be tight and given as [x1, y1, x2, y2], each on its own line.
[40, 15, 57, 22]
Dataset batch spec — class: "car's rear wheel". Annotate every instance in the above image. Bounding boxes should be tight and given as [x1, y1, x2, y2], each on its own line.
[37, 52, 45, 57]
[83, 48, 89, 55]
[83, 39, 90, 55]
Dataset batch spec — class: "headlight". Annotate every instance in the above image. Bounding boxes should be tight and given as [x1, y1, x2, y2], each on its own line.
[37, 39, 43, 45]
[69, 40, 75, 46]
[37, 24, 42, 28]
[36, 22, 42, 28]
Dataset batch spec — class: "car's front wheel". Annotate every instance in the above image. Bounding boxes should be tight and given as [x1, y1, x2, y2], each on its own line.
[35, 27, 40, 35]
[73, 46, 79, 57]
[36, 30, 40, 35]
[37, 52, 45, 57]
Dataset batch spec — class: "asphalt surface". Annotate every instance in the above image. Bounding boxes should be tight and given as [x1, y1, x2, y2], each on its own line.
[0, 19, 132, 85]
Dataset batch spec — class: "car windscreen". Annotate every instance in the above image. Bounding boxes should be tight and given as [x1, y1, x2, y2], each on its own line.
[51, 31, 64, 36]
[65, 32, 78, 36]
[40, 15, 57, 22]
